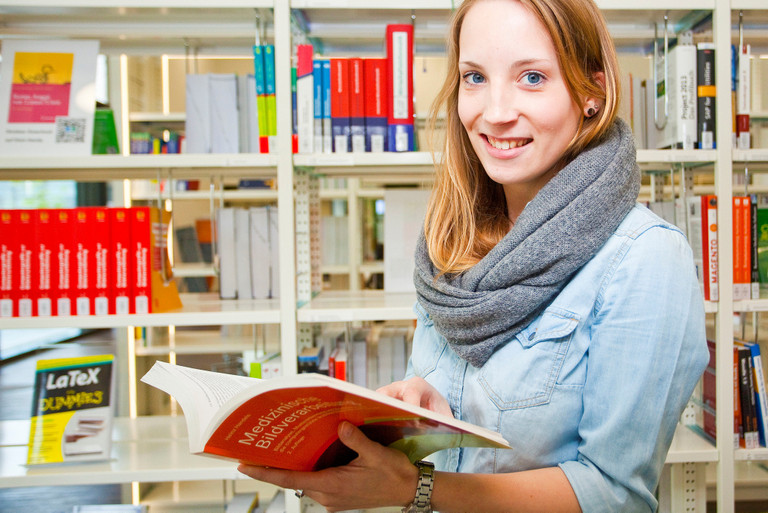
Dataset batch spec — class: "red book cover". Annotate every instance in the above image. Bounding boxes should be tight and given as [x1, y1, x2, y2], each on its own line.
[363, 58, 388, 152]
[92, 207, 110, 316]
[132, 207, 151, 314]
[17, 209, 35, 317]
[52, 209, 74, 316]
[111, 208, 132, 315]
[330, 58, 351, 153]
[74, 207, 93, 315]
[35, 209, 55, 317]
[701, 195, 718, 302]
[349, 57, 365, 153]
[0, 211, 15, 317]
[142, 362, 509, 472]
[386, 24, 414, 152]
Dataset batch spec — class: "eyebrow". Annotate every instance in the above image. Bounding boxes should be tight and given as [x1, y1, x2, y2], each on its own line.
[459, 58, 552, 69]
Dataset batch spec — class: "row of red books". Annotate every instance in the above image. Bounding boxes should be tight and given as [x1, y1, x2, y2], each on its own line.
[0, 207, 181, 318]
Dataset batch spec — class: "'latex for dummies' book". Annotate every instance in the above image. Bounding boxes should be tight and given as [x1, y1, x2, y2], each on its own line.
[141, 361, 510, 471]
[27, 354, 114, 465]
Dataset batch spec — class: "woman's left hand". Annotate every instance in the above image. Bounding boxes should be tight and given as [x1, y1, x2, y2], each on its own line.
[238, 421, 418, 512]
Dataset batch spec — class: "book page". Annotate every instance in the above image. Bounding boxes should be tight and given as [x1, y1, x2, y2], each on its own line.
[141, 361, 255, 447]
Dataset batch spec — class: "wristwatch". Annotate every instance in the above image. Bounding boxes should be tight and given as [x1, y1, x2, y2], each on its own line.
[402, 460, 435, 513]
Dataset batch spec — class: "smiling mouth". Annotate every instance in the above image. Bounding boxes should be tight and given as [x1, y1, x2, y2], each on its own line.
[485, 135, 532, 150]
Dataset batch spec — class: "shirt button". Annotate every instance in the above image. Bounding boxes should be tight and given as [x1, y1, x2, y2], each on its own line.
[528, 332, 535, 341]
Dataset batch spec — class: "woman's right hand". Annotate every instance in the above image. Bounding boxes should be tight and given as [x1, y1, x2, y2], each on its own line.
[377, 377, 453, 417]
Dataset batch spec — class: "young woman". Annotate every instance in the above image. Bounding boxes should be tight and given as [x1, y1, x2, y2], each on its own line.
[239, 0, 709, 511]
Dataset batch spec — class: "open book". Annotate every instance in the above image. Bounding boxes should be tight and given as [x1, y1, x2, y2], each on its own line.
[141, 361, 510, 471]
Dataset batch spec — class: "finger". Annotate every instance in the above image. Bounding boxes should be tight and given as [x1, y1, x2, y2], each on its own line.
[337, 421, 387, 463]
[237, 464, 319, 492]
[400, 386, 424, 407]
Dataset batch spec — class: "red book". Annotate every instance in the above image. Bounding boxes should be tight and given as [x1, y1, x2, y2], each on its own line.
[386, 24, 414, 152]
[73, 208, 93, 315]
[35, 209, 55, 317]
[349, 57, 365, 153]
[111, 208, 132, 315]
[701, 195, 718, 302]
[363, 58, 388, 152]
[0, 211, 16, 317]
[733, 197, 751, 301]
[132, 207, 151, 314]
[17, 210, 35, 317]
[92, 207, 111, 316]
[330, 58, 351, 153]
[52, 209, 74, 316]
[142, 362, 509, 472]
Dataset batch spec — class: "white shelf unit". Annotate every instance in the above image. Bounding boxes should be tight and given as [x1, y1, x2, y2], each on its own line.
[0, 1, 767, 513]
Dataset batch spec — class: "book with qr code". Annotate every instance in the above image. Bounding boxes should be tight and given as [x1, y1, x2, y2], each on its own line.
[27, 354, 114, 465]
[0, 39, 99, 156]
[141, 361, 510, 471]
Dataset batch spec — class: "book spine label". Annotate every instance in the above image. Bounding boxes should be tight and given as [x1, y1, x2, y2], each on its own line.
[312, 56, 323, 153]
[17, 210, 35, 317]
[364, 58, 388, 153]
[35, 209, 54, 317]
[132, 207, 151, 314]
[0, 211, 13, 317]
[386, 24, 414, 152]
[736, 44, 751, 149]
[296, 44, 314, 155]
[702, 195, 719, 302]
[111, 208, 132, 315]
[93, 207, 110, 316]
[696, 43, 716, 149]
[253, 45, 269, 154]
[322, 59, 332, 153]
[330, 58, 351, 153]
[263, 44, 277, 153]
[349, 57, 366, 153]
[750, 195, 760, 299]
[53, 209, 73, 316]
[74, 208, 92, 316]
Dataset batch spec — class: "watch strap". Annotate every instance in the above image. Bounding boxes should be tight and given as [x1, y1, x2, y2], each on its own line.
[402, 460, 435, 513]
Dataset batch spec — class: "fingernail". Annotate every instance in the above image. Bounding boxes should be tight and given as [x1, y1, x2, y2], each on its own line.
[339, 421, 352, 438]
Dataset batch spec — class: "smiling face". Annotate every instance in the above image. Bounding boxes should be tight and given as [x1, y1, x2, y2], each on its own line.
[457, 0, 583, 219]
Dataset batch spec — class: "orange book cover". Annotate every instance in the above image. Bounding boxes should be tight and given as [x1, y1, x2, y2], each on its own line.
[131, 207, 182, 314]
[142, 361, 510, 472]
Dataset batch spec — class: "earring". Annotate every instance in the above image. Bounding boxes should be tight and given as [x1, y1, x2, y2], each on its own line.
[586, 105, 598, 117]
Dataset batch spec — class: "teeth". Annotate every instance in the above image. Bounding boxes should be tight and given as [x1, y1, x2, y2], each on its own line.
[487, 136, 528, 150]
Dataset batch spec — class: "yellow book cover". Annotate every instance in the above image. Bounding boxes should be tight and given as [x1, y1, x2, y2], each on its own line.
[27, 354, 114, 465]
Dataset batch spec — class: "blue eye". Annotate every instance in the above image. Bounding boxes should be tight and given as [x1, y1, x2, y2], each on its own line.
[523, 72, 544, 86]
[463, 72, 485, 85]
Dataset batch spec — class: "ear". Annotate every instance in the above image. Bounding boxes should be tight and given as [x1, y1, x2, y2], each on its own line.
[582, 71, 606, 117]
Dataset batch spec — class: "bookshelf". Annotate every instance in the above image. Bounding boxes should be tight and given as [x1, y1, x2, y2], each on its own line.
[0, 1, 767, 512]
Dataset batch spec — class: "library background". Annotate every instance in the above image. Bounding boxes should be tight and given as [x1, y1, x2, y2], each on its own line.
[0, 1, 767, 512]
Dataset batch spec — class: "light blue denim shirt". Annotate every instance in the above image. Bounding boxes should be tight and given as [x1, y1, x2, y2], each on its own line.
[406, 204, 709, 513]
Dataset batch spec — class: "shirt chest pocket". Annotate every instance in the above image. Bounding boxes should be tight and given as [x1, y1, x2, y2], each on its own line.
[477, 308, 579, 410]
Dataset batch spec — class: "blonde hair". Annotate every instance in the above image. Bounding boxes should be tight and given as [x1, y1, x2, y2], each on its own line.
[425, 0, 621, 275]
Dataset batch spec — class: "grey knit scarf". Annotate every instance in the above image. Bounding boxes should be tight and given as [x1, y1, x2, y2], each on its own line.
[414, 119, 640, 368]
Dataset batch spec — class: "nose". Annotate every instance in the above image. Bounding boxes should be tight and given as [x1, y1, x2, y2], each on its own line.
[483, 83, 519, 125]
